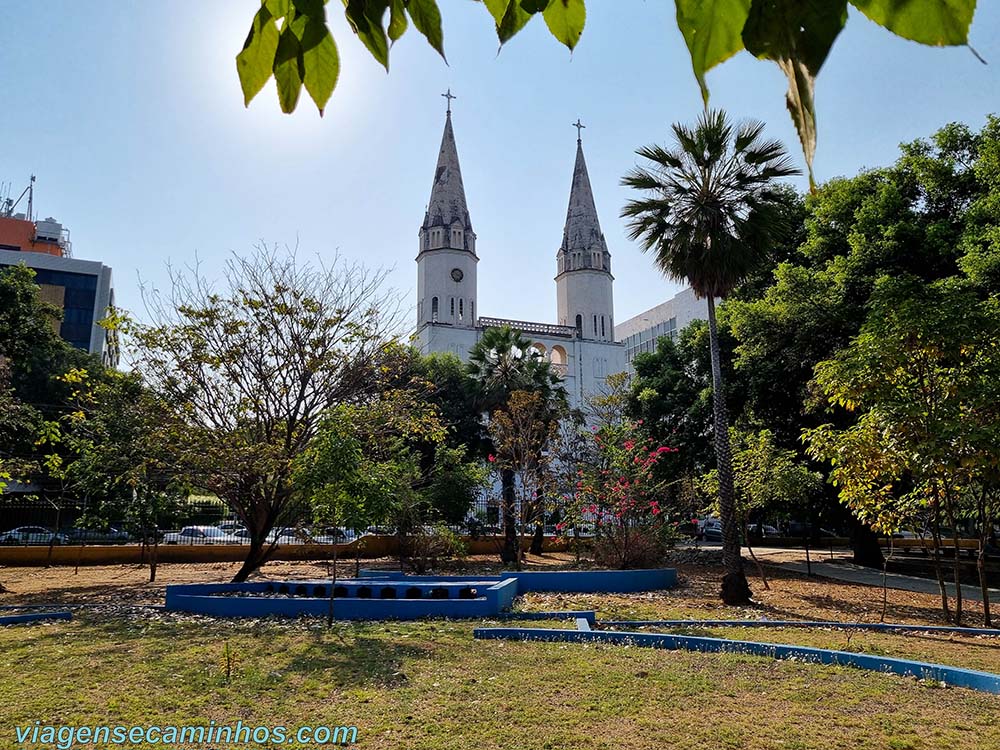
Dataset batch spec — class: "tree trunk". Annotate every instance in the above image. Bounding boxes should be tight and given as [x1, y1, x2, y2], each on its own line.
[500, 468, 519, 567]
[149, 536, 159, 584]
[706, 297, 751, 605]
[849, 516, 884, 568]
[231, 537, 269, 583]
[928, 502, 952, 621]
[978, 548, 991, 628]
[978, 489, 993, 628]
[529, 522, 545, 556]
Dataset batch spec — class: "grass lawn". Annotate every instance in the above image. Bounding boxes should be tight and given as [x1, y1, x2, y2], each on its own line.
[2, 557, 999, 749]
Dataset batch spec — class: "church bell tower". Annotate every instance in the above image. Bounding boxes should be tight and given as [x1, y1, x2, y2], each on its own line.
[416, 90, 478, 330]
[556, 121, 615, 342]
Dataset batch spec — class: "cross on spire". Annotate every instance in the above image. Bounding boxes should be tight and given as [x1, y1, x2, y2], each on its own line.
[572, 118, 585, 142]
[442, 88, 457, 115]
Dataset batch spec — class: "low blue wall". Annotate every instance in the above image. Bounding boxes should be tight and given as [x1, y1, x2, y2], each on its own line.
[473, 626, 1000, 695]
[165, 568, 675, 620]
[359, 569, 677, 593]
[165, 577, 518, 620]
[601, 619, 1000, 637]
[504, 569, 676, 593]
[0, 611, 72, 626]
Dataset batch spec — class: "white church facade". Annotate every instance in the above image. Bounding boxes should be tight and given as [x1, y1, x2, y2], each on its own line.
[413, 105, 626, 410]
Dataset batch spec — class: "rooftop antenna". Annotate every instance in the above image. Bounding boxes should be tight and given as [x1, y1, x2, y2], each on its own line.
[5, 175, 35, 220]
[26, 174, 35, 222]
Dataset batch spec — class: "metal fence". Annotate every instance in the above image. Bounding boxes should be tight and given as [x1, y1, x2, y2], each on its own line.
[0, 493, 510, 547]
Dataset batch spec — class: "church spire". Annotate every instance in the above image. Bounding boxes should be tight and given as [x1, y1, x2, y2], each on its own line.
[422, 97, 472, 236]
[559, 123, 610, 270]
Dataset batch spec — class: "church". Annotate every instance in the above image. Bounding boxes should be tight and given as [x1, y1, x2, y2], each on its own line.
[413, 99, 626, 410]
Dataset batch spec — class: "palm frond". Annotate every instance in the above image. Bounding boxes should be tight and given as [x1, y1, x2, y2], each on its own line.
[621, 109, 801, 299]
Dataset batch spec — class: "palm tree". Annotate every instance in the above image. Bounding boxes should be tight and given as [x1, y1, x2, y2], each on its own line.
[621, 109, 799, 604]
[468, 326, 565, 565]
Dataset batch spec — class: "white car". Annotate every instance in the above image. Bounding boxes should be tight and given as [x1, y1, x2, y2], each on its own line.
[162, 526, 242, 545]
[215, 520, 245, 534]
[0, 526, 68, 545]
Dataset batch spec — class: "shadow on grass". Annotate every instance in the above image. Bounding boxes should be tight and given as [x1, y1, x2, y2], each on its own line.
[10, 613, 438, 690]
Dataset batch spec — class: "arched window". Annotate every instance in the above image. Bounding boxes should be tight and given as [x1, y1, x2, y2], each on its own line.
[575, 314, 582, 336]
[593, 315, 598, 335]
[459, 298, 464, 320]
[431, 297, 439, 321]
[450, 297, 455, 317]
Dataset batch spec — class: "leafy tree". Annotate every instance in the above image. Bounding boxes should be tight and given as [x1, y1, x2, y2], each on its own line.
[467, 325, 565, 563]
[629, 322, 719, 484]
[126, 247, 403, 582]
[61, 371, 187, 582]
[805, 277, 1000, 625]
[0, 265, 106, 508]
[727, 115, 1000, 565]
[699, 427, 823, 587]
[409, 351, 485, 458]
[294, 380, 482, 590]
[574, 373, 680, 569]
[235, 0, 981, 180]
[621, 109, 798, 604]
[957, 115, 1000, 289]
[486, 389, 559, 569]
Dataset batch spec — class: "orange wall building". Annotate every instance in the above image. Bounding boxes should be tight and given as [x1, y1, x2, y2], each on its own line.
[0, 215, 65, 256]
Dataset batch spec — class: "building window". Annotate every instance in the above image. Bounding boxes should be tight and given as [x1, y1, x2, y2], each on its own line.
[450, 297, 455, 317]
[593, 315, 598, 335]
[471, 300, 474, 321]
[459, 298, 464, 320]
[575, 314, 582, 335]
[601, 316, 606, 338]
[431, 297, 439, 321]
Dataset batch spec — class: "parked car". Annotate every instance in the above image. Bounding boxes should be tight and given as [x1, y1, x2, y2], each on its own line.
[62, 526, 132, 545]
[701, 519, 723, 542]
[747, 523, 780, 538]
[162, 526, 242, 545]
[215, 520, 245, 534]
[0, 526, 69, 545]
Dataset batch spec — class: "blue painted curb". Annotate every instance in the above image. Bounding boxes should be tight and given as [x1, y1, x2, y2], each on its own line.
[496, 610, 597, 625]
[601, 620, 1000, 637]
[473, 626, 1000, 694]
[0, 611, 72, 626]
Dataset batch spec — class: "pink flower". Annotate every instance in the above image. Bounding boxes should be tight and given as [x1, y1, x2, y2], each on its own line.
[624, 440, 635, 451]
[488, 454, 496, 463]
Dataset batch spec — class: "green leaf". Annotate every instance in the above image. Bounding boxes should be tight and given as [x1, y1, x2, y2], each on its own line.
[850, 0, 975, 46]
[407, 0, 447, 60]
[290, 5, 340, 114]
[543, 0, 586, 51]
[343, 0, 391, 70]
[236, 4, 282, 107]
[388, 0, 408, 42]
[273, 23, 305, 113]
[674, 0, 751, 105]
[482, 0, 533, 45]
[743, 0, 849, 187]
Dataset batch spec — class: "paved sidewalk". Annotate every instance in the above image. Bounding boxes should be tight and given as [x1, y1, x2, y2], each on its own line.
[777, 560, 1000, 603]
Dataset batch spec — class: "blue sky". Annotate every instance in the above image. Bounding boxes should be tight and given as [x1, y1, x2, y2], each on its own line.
[1, 1, 997, 329]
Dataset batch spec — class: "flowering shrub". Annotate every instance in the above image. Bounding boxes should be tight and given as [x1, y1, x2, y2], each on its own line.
[569, 420, 680, 568]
